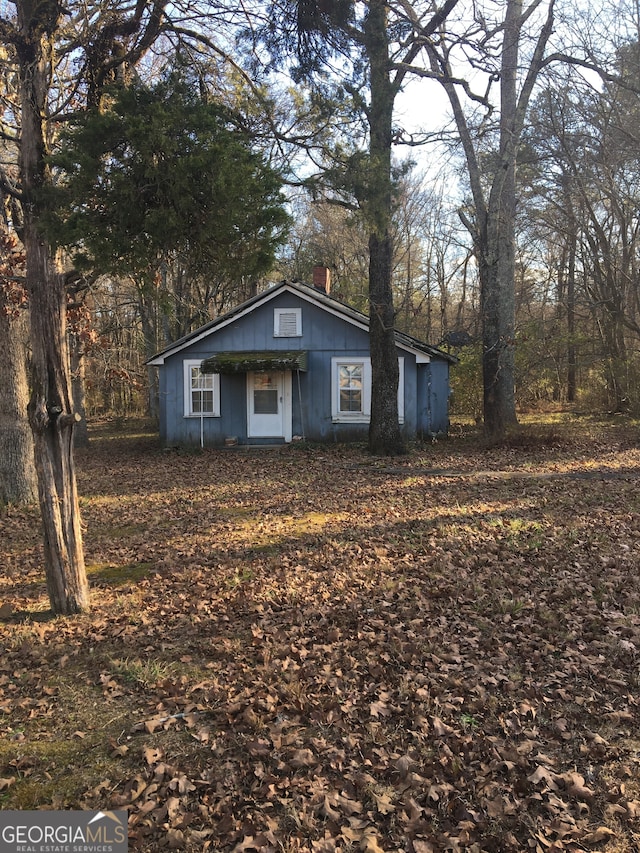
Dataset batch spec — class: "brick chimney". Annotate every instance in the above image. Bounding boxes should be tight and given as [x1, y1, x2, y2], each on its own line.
[312, 265, 331, 294]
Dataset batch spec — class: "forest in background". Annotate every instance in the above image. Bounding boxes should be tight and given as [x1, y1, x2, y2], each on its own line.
[3, 0, 640, 428]
[61, 35, 640, 426]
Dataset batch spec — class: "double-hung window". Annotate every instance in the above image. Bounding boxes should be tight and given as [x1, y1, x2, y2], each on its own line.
[331, 358, 371, 422]
[331, 357, 404, 423]
[184, 360, 220, 417]
[339, 363, 366, 414]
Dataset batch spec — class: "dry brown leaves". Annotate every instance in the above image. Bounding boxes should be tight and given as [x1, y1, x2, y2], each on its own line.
[1, 417, 640, 852]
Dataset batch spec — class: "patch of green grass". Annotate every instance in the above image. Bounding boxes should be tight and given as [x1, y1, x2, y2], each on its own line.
[460, 712, 479, 730]
[226, 566, 256, 587]
[0, 710, 202, 812]
[506, 518, 544, 550]
[108, 655, 174, 687]
[85, 417, 157, 440]
[231, 510, 343, 557]
[484, 516, 545, 551]
[0, 737, 100, 809]
[497, 596, 528, 616]
[86, 561, 154, 586]
[219, 506, 256, 518]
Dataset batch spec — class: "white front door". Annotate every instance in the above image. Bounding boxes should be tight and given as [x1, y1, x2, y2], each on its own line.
[247, 371, 292, 440]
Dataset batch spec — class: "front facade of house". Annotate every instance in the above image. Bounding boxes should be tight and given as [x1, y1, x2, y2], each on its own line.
[148, 279, 455, 447]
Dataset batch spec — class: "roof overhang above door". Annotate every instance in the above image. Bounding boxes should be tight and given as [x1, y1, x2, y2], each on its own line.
[201, 350, 308, 374]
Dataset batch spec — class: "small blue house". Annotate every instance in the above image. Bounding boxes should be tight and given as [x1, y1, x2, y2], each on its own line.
[147, 273, 456, 447]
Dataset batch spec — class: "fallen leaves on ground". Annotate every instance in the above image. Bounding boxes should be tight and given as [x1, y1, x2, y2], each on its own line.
[1, 417, 640, 852]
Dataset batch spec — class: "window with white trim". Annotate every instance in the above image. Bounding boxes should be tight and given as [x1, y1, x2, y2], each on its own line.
[274, 307, 302, 337]
[331, 357, 404, 423]
[184, 360, 220, 417]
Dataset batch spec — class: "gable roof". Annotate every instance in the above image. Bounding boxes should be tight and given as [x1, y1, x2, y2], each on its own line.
[146, 279, 458, 366]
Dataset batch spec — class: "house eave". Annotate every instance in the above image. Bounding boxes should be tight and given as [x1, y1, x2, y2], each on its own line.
[145, 280, 456, 366]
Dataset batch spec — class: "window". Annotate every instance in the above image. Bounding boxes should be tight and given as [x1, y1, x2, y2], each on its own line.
[274, 308, 302, 337]
[184, 360, 220, 417]
[331, 357, 404, 423]
[332, 358, 371, 421]
[339, 364, 364, 413]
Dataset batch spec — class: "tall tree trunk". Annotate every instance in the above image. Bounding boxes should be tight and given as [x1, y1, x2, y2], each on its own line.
[369, 231, 404, 454]
[478, 259, 512, 438]
[558, 175, 578, 403]
[430, 0, 555, 439]
[365, 0, 406, 456]
[138, 282, 160, 419]
[481, 0, 520, 438]
[600, 310, 629, 412]
[0, 301, 38, 504]
[17, 0, 90, 613]
[480, 203, 517, 436]
[25, 239, 90, 613]
[566, 226, 577, 403]
[70, 333, 89, 447]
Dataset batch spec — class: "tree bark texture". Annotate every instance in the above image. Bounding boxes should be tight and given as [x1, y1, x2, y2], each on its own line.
[0, 301, 38, 504]
[25, 239, 90, 614]
[365, 0, 406, 456]
[16, 0, 90, 613]
[565, 197, 577, 403]
[480, 183, 517, 437]
[70, 334, 89, 447]
[368, 231, 405, 454]
[138, 281, 161, 419]
[597, 308, 629, 412]
[480, 0, 520, 439]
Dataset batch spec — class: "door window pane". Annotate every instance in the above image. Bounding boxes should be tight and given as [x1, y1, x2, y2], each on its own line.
[253, 374, 279, 414]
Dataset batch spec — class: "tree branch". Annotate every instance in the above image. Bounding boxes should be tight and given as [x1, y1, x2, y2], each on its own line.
[390, 0, 462, 97]
[0, 165, 22, 202]
[542, 52, 630, 89]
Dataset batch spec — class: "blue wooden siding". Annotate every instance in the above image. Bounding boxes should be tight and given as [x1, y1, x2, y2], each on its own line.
[416, 360, 451, 437]
[158, 289, 448, 446]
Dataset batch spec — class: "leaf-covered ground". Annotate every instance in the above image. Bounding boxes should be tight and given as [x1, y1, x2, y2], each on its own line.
[1, 416, 640, 852]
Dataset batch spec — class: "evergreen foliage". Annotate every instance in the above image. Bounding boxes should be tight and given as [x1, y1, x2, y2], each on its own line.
[44, 72, 291, 285]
